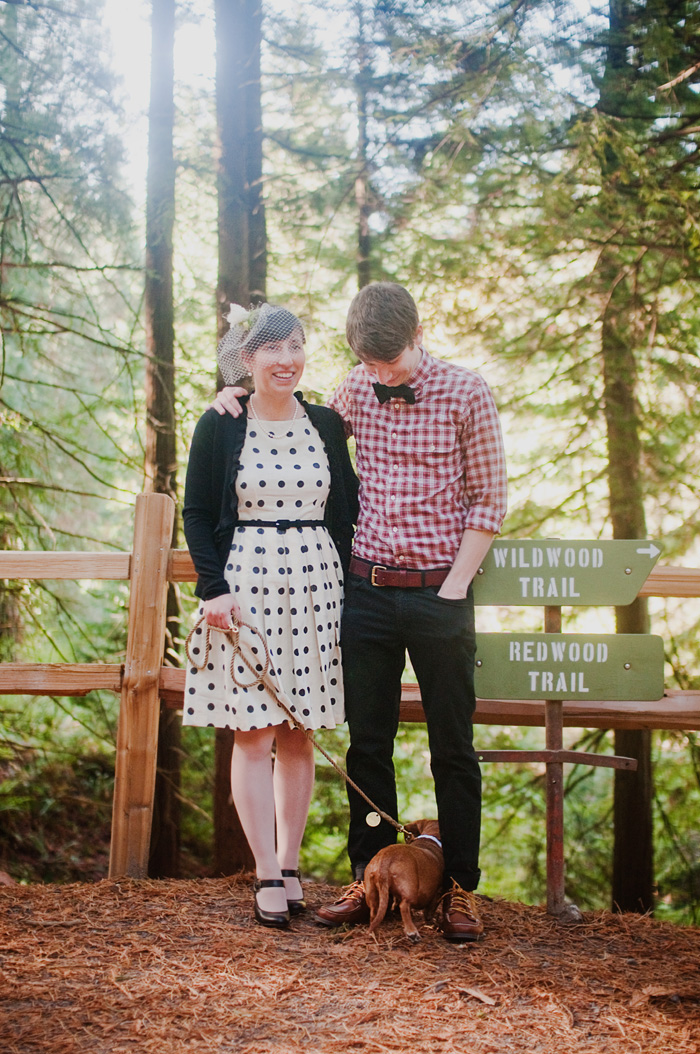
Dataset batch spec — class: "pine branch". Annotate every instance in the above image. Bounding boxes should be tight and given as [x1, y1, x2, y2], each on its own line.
[1, 1, 86, 17]
[2, 139, 138, 319]
[657, 62, 700, 92]
[0, 477, 135, 507]
[1, 299, 145, 360]
[0, 398, 139, 491]
[0, 260, 142, 273]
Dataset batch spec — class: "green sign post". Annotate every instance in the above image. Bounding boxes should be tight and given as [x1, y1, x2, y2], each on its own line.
[472, 539, 662, 606]
[475, 633, 665, 702]
[468, 538, 666, 922]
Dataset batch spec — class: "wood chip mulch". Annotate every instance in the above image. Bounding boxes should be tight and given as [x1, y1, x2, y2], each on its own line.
[1, 876, 699, 1053]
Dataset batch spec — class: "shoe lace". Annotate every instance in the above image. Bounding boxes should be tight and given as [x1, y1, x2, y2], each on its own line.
[439, 881, 479, 921]
[338, 879, 365, 903]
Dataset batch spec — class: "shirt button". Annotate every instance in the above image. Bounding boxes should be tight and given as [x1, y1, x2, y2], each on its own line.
[392, 526, 398, 533]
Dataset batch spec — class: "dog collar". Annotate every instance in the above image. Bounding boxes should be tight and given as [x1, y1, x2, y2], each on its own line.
[414, 834, 442, 848]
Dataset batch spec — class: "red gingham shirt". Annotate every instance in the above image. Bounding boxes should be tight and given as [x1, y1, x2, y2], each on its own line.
[329, 349, 507, 568]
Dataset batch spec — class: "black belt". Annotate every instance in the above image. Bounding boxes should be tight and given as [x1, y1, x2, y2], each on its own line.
[238, 519, 325, 534]
[349, 555, 450, 588]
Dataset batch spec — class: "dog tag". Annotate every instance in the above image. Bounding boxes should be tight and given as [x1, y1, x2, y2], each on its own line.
[365, 811, 381, 827]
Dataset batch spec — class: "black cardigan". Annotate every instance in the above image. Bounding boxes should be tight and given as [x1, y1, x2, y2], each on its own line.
[183, 396, 359, 601]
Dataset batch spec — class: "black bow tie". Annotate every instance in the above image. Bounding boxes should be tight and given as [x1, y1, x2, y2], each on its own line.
[373, 382, 416, 405]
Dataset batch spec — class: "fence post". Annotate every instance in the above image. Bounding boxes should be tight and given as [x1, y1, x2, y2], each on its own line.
[544, 604, 583, 922]
[109, 493, 175, 878]
[543, 606, 564, 914]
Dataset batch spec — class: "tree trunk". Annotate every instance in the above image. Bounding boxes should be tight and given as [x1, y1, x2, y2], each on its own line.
[215, 0, 252, 332]
[0, 515, 21, 663]
[354, 2, 372, 289]
[212, 729, 252, 877]
[245, 0, 266, 305]
[144, 0, 180, 878]
[212, 0, 262, 874]
[601, 295, 654, 912]
[596, 0, 654, 914]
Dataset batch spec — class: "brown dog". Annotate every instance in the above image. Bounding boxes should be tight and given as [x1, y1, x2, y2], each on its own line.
[364, 819, 443, 942]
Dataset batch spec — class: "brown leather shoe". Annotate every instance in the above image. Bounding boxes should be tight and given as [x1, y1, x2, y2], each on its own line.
[436, 880, 484, 942]
[315, 879, 370, 927]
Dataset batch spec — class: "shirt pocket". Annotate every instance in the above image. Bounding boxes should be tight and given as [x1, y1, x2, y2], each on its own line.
[407, 420, 458, 465]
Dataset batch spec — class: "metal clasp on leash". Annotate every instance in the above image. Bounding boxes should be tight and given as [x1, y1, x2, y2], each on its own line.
[185, 615, 268, 689]
[221, 620, 239, 643]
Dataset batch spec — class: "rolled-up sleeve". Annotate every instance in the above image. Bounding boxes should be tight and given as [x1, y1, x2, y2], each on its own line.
[461, 377, 507, 534]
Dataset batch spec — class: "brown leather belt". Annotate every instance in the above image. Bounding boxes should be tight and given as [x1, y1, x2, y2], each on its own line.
[349, 556, 450, 588]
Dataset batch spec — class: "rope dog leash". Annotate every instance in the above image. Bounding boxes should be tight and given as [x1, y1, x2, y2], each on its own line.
[185, 614, 270, 688]
[185, 614, 411, 841]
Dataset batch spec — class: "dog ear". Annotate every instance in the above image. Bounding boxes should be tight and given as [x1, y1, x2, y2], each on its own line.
[403, 820, 421, 838]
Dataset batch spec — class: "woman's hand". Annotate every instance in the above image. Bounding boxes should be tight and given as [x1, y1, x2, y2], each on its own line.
[202, 592, 242, 629]
[211, 385, 248, 417]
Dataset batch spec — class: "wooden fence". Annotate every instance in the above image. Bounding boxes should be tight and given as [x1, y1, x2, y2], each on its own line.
[1, 493, 699, 906]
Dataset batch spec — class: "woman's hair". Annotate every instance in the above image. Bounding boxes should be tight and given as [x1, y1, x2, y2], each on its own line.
[345, 282, 419, 362]
[217, 304, 305, 385]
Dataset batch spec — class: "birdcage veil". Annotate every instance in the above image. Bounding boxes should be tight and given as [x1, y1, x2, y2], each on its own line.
[217, 303, 306, 386]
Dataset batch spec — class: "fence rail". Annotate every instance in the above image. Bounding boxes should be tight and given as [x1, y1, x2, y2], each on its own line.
[5, 546, 700, 596]
[0, 552, 131, 579]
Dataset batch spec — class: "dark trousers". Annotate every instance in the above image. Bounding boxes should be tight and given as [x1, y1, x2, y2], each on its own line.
[341, 575, 481, 891]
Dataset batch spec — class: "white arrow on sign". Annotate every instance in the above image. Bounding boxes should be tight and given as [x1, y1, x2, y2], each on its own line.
[636, 543, 661, 559]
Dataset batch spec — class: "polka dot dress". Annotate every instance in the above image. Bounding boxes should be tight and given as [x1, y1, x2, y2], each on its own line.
[183, 414, 345, 731]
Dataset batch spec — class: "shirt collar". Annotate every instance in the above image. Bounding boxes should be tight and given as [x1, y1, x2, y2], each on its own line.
[359, 346, 433, 400]
[407, 347, 432, 399]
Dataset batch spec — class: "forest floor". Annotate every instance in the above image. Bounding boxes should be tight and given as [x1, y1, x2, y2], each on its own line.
[1, 876, 699, 1054]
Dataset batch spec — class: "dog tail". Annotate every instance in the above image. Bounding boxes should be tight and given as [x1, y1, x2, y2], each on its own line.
[367, 879, 390, 933]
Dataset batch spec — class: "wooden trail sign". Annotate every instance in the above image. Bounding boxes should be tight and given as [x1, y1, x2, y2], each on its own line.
[475, 633, 665, 702]
[470, 539, 664, 920]
[473, 539, 662, 606]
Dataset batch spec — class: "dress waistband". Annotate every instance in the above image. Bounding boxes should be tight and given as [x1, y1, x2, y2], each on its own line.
[238, 518, 325, 533]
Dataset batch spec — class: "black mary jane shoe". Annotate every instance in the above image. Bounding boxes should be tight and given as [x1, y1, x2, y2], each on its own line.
[282, 868, 307, 917]
[253, 879, 290, 929]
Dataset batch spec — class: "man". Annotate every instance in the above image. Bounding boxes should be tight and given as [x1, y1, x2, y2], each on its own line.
[215, 283, 507, 940]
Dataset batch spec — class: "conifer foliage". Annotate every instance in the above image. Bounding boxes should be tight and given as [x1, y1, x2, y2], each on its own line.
[0, 0, 141, 559]
[0, 0, 142, 674]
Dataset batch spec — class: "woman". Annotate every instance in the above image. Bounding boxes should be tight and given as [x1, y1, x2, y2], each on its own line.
[183, 304, 358, 928]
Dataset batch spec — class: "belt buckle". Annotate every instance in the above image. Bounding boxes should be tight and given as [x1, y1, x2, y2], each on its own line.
[370, 564, 387, 587]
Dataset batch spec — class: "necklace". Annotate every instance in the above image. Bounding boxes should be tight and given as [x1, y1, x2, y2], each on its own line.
[248, 396, 301, 438]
